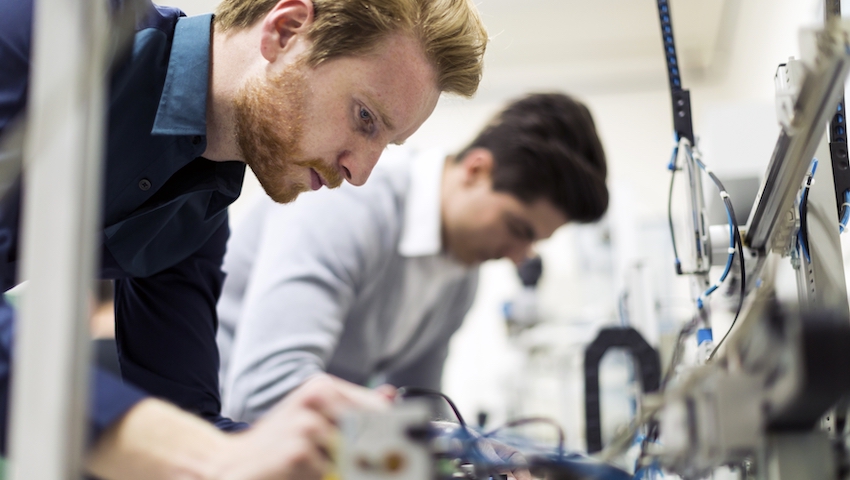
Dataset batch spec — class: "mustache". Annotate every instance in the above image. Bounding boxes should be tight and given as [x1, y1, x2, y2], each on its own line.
[298, 158, 343, 189]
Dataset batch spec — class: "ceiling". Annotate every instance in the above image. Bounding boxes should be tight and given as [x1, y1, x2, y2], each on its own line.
[473, 0, 738, 99]
[172, 0, 738, 98]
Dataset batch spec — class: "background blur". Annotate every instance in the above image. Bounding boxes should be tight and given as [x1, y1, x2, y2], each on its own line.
[171, 0, 838, 451]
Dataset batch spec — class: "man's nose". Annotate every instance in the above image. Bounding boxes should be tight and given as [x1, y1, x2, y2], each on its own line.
[338, 145, 383, 187]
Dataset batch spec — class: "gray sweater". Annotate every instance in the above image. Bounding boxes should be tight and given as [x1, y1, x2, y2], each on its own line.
[217, 149, 479, 422]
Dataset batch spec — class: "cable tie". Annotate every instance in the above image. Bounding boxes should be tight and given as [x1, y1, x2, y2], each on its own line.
[728, 247, 736, 254]
[841, 202, 850, 210]
[719, 191, 730, 199]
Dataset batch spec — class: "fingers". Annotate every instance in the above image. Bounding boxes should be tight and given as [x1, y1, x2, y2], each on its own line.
[287, 407, 338, 460]
[374, 383, 397, 400]
[238, 375, 392, 480]
[510, 467, 533, 480]
[294, 374, 391, 421]
[233, 397, 339, 480]
[276, 435, 333, 480]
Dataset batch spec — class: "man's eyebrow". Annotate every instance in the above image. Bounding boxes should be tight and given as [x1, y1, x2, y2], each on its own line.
[362, 92, 395, 131]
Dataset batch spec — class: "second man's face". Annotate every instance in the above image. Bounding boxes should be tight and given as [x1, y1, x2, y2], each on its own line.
[235, 33, 441, 204]
[443, 186, 567, 266]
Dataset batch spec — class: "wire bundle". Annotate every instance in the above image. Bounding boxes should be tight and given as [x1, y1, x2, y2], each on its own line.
[395, 388, 632, 479]
[665, 138, 746, 361]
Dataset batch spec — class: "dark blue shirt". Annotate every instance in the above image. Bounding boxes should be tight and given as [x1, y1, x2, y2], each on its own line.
[0, 0, 247, 449]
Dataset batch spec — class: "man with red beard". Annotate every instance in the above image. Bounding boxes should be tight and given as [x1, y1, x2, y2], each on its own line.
[0, 0, 487, 477]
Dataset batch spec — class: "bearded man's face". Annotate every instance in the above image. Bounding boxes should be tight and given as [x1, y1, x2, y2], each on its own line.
[234, 63, 342, 204]
[233, 33, 442, 203]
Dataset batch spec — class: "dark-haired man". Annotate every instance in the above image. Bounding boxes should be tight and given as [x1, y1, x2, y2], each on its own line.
[0, 0, 486, 476]
[217, 93, 609, 423]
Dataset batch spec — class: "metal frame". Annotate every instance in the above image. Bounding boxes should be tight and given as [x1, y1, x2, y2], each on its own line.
[746, 22, 850, 254]
[718, 19, 850, 361]
[6, 0, 111, 477]
[601, 17, 850, 480]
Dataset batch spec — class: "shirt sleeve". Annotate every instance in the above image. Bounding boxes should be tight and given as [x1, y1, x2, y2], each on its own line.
[222, 187, 397, 423]
[383, 273, 478, 391]
[114, 218, 247, 432]
[0, 294, 150, 454]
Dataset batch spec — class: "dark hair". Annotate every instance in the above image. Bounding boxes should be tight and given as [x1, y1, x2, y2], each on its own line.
[456, 93, 608, 223]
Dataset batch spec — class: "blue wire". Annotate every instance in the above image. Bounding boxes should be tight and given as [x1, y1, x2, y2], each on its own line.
[666, 145, 678, 171]
[667, 135, 682, 271]
[840, 189, 850, 233]
[692, 154, 735, 309]
[797, 159, 818, 262]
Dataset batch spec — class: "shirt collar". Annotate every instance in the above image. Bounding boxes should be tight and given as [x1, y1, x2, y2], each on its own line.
[151, 14, 212, 136]
[398, 149, 447, 257]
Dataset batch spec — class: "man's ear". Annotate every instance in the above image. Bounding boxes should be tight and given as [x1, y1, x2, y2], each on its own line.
[459, 148, 495, 186]
[259, 0, 314, 63]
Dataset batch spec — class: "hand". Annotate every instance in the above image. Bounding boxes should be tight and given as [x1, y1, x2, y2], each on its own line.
[374, 383, 398, 401]
[86, 375, 390, 480]
[216, 373, 392, 479]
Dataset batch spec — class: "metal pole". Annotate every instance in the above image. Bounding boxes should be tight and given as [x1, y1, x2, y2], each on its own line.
[7, 0, 110, 476]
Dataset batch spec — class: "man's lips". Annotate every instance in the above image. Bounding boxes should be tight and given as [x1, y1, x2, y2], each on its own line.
[309, 168, 326, 191]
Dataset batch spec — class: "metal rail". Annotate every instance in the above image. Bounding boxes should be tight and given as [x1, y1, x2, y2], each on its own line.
[6, 0, 111, 477]
[746, 21, 850, 252]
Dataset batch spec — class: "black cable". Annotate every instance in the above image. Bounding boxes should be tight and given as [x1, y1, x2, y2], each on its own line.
[667, 161, 683, 275]
[692, 160, 745, 362]
[397, 386, 467, 427]
[711, 161, 812, 360]
[801, 187, 810, 247]
[398, 387, 500, 477]
[484, 417, 566, 459]
[708, 216, 745, 361]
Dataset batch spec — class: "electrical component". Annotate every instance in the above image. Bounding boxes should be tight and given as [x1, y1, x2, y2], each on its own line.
[337, 401, 433, 480]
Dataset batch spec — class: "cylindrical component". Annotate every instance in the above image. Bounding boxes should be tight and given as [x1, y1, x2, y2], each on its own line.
[708, 224, 733, 267]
